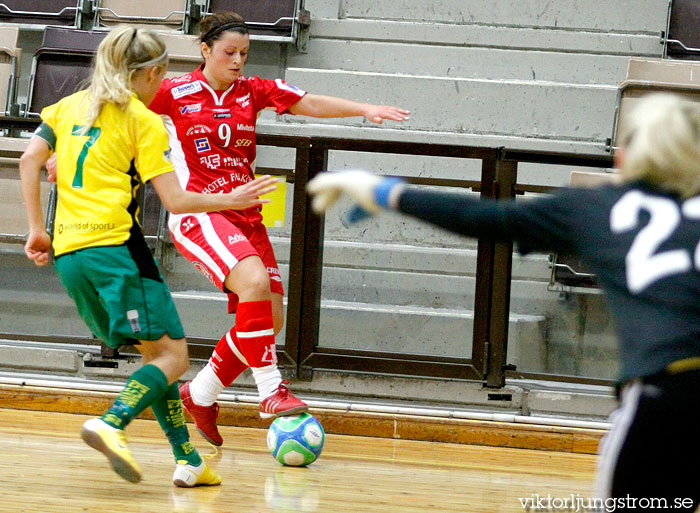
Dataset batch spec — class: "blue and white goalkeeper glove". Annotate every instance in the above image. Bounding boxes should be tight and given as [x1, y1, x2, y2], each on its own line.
[307, 170, 405, 221]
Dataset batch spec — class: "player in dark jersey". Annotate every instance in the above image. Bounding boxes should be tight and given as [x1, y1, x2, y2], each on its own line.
[307, 93, 700, 510]
[147, 11, 410, 446]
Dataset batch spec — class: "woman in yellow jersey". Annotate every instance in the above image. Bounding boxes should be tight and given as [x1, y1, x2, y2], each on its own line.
[19, 26, 276, 487]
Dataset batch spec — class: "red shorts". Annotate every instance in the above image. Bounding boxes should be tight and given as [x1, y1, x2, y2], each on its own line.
[169, 211, 283, 313]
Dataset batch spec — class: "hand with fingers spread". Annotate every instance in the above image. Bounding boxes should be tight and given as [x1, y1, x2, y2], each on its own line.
[228, 174, 279, 210]
[363, 105, 411, 124]
[306, 170, 406, 219]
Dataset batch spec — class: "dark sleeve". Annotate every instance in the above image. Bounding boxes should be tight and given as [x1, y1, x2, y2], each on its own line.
[397, 186, 588, 255]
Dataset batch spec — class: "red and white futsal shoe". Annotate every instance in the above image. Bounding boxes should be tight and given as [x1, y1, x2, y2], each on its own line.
[179, 381, 223, 447]
[259, 379, 309, 419]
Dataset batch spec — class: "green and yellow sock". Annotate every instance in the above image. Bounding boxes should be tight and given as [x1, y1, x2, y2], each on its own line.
[151, 382, 203, 466]
[101, 364, 168, 430]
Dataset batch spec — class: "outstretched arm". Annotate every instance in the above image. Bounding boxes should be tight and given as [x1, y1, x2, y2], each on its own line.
[150, 172, 278, 215]
[19, 136, 53, 266]
[307, 170, 579, 254]
[306, 170, 512, 240]
[288, 94, 410, 124]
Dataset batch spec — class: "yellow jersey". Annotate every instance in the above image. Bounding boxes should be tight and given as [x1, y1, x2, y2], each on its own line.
[36, 90, 174, 257]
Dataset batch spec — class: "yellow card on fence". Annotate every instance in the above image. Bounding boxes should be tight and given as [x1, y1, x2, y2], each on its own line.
[256, 175, 286, 228]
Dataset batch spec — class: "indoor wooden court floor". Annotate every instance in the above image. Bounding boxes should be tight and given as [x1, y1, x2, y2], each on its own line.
[0, 408, 597, 513]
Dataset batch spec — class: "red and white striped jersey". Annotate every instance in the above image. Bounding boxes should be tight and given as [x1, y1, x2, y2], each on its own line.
[149, 64, 306, 223]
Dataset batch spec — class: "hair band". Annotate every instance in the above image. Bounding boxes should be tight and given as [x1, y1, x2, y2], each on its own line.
[129, 48, 168, 69]
[201, 21, 248, 43]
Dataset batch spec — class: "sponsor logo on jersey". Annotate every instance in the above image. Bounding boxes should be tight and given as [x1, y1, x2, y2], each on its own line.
[235, 93, 251, 108]
[201, 174, 230, 193]
[193, 262, 215, 284]
[179, 103, 202, 115]
[228, 234, 247, 245]
[170, 74, 192, 84]
[222, 156, 249, 168]
[237, 124, 255, 132]
[194, 138, 211, 153]
[186, 124, 213, 136]
[274, 78, 305, 96]
[172, 81, 203, 99]
[267, 266, 282, 282]
[200, 154, 221, 170]
[214, 112, 232, 119]
[163, 149, 171, 161]
[234, 138, 253, 147]
[182, 217, 195, 231]
[57, 222, 115, 234]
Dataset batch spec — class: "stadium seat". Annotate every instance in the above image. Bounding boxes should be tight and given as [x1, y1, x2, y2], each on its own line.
[204, 0, 298, 39]
[0, 0, 79, 27]
[662, 0, 700, 60]
[0, 25, 20, 115]
[26, 27, 107, 116]
[158, 32, 202, 77]
[0, 135, 52, 244]
[609, 58, 700, 150]
[93, 0, 188, 32]
[548, 171, 620, 294]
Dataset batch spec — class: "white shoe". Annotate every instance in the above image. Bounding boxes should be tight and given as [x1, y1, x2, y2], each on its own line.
[172, 460, 222, 488]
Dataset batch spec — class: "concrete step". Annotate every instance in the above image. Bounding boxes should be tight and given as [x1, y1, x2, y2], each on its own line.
[305, 18, 662, 56]
[166, 236, 552, 283]
[163, 237, 558, 313]
[0, 281, 545, 373]
[0, 249, 619, 379]
[282, 68, 617, 144]
[169, 291, 546, 369]
[0, 289, 94, 341]
[291, 39, 635, 86]
[339, 0, 667, 33]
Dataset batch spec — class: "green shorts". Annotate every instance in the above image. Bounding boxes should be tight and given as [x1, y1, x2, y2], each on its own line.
[54, 244, 185, 348]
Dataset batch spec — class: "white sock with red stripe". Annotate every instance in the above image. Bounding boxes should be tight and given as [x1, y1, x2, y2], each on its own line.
[235, 300, 283, 401]
[189, 328, 248, 406]
[189, 364, 224, 406]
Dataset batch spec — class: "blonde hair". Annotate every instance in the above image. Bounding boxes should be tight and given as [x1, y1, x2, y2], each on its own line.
[81, 26, 167, 133]
[618, 93, 700, 199]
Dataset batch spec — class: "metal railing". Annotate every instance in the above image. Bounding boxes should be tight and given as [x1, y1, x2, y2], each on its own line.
[0, 116, 615, 387]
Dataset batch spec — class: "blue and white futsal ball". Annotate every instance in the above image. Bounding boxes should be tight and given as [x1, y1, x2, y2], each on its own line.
[267, 413, 325, 466]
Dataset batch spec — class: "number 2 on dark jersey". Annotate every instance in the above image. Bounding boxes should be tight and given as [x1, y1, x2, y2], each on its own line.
[611, 190, 700, 293]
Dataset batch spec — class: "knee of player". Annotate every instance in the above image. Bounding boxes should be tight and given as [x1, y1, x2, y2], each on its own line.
[169, 337, 191, 376]
[169, 352, 190, 379]
[241, 272, 272, 297]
